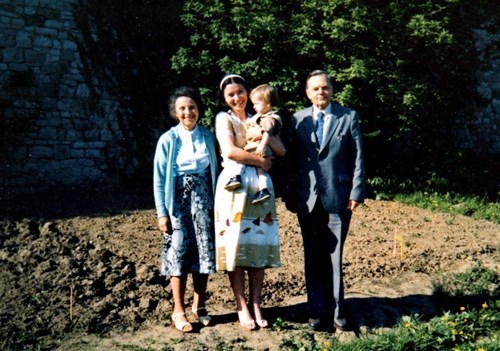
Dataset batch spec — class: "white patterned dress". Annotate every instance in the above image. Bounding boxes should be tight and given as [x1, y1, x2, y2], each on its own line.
[161, 171, 216, 277]
[214, 111, 281, 272]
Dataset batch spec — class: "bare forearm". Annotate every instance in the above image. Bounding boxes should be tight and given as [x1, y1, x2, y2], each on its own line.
[226, 146, 268, 168]
[267, 135, 286, 157]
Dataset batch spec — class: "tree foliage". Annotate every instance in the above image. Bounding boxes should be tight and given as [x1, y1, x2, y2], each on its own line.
[74, 0, 497, 186]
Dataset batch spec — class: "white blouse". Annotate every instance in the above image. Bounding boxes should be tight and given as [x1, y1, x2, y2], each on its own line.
[175, 125, 210, 175]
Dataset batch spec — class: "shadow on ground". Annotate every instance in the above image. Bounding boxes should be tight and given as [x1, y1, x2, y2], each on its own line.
[1, 186, 153, 220]
[262, 293, 448, 333]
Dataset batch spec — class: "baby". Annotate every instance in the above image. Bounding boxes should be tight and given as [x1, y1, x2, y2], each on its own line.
[224, 84, 282, 205]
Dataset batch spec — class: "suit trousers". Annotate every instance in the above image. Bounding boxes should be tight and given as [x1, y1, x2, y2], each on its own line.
[298, 198, 352, 320]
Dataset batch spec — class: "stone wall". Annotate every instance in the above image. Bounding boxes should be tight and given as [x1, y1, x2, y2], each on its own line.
[0, 0, 125, 192]
[456, 23, 500, 153]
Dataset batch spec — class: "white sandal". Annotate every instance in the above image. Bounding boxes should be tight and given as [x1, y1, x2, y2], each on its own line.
[191, 307, 212, 326]
[171, 312, 193, 332]
[256, 319, 269, 328]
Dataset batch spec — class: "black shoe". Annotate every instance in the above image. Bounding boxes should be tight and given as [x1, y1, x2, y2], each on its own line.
[224, 175, 242, 191]
[333, 317, 347, 331]
[252, 188, 271, 205]
[308, 318, 322, 331]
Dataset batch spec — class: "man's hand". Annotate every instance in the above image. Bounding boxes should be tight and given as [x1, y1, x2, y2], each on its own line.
[347, 200, 361, 211]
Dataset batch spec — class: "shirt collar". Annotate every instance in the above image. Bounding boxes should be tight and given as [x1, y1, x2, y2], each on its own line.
[313, 103, 331, 120]
[177, 125, 198, 140]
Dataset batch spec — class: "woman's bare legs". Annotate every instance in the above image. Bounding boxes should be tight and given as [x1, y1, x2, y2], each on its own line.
[228, 268, 255, 330]
[249, 268, 268, 327]
[192, 273, 208, 310]
[192, 273, 211, 325]
[171, 276, 188, 314]
[171, 275, 192, 331]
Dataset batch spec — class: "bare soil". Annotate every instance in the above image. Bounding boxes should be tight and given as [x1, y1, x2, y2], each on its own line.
[0, 190, 498, 351]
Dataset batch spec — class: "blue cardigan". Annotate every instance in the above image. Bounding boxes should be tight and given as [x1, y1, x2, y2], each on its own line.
[153, 125, 219, 218]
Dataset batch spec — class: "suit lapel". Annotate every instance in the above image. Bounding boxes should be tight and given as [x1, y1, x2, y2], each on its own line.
[300, 107, 318, 147]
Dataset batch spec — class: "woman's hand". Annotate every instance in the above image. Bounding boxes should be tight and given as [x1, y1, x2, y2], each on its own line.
[255, 144, 266, 157]
[220, 132, 271, 168]
[260, 156, 273, 171]
[158, 216, 171, 234]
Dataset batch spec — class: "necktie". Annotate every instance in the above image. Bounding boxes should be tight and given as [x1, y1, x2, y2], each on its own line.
[315, 111, 324, 145]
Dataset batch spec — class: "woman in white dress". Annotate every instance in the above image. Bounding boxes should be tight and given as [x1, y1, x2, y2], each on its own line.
[214, 74, 286, 330]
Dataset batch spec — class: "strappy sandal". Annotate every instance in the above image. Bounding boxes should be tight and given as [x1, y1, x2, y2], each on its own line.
[171, 312, 193, 332]
[191, 307, 212, 326]
[240, 319, 256, 330]
[256, 319, 269, 328]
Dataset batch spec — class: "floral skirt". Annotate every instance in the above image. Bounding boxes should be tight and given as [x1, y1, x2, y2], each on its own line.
[161, 171, 215, 277]
[214, 165, 281, 271]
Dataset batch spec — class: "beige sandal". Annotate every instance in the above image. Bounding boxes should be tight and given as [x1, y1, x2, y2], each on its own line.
[256, 319, 268, 328]
[192, 307, 212, 326]
[171, 312, 193, 332]
[240, 319, 256, 330]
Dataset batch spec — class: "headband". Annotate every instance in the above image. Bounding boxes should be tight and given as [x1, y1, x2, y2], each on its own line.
[219, 74, 245, 90]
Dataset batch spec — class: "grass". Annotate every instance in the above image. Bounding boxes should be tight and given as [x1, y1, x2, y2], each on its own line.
[394, 192, 500, 223]
[367, 169, 499, 223]
[278, 302, 500, 351]
[279, 264, 500, 351]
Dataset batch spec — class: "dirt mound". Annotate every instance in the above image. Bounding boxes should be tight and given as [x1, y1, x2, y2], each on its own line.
[0, 194, 498, 350]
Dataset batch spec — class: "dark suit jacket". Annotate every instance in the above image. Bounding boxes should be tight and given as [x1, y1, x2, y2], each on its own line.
[286, 103, 365, 215]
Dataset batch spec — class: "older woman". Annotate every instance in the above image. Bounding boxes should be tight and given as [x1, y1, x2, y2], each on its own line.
[153, 86, 218, 332]
[214, 74, 286, 330]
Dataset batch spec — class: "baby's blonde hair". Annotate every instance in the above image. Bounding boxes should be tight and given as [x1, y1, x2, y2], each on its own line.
[250, 84, 279, 107]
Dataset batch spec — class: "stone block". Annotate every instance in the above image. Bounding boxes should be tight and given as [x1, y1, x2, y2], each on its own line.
[2, 47, 22, 63]
[0, 33, 15, 47]
[34, 36, 53, 48]
[86, 149, 102, 158]
[84, 130, 101, 140]
[0, 16, 10, 25]
[24, 7, 36, 16]
[44, 19, 62, 29]
[66, 130, 82, 142]
[100, 129, 114, 141]
[60, 49, 74, 61]
[37, 83, 58, 97]
[70, 148, 85, 158]
[490, 99, 500, 115]
[59, 159, 80, 170]
[38, 126, 58, 139]
[62, 40, 77, 51]
[24, 49, 45, 62]
[9, 63, 29, 71]
[76, 83, 90, 98]
[24, 160, 44, 173]
[16, 31, 31, 47]
[79, 159, 95, 167]
[54, 145, 72, 159]
[30, 145, 53, 158]
[40, 62, 62, 75]
[46, 49, 61, 63]
[36, 27, 58, 37]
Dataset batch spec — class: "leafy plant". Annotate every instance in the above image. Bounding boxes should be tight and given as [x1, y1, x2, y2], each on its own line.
[432, 262, 499, 311]
[279, 266, 499, 350]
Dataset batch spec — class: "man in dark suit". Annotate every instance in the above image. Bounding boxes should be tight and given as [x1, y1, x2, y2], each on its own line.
[286, 70, 365, 331]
